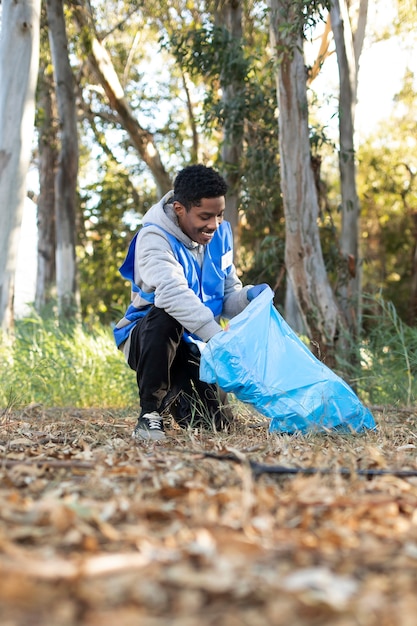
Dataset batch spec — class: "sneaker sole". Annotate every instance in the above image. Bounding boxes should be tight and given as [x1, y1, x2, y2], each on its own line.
[132, 429, 166, 442]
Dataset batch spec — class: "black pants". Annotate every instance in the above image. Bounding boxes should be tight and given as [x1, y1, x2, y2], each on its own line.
[127, 307, 231, 428]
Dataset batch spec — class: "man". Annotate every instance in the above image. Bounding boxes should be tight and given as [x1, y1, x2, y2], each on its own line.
[114, 164, 267, 441]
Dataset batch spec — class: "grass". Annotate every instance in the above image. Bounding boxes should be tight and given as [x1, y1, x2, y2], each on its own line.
[1, 293, 417, 412]
[360, 295, 417, 406]
[0, 314, 137, 410]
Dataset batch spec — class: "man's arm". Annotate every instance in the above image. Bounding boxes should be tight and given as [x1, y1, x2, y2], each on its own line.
[136, 229, 222, 341]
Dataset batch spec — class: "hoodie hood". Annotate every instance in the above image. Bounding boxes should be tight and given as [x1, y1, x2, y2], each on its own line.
[142, 190, 202, 252]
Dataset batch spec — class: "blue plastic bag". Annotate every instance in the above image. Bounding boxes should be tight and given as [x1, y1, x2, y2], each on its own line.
[199, 287, 376, 433]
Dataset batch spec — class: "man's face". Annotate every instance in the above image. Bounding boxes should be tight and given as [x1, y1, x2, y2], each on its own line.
[173, 197, 225, 245]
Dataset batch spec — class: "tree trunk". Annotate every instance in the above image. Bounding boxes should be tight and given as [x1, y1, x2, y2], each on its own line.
[330, 0, 363, 336]
[215, 0, 244, 254]
[352, 0, 368, 67]
[35, 63, 58, 311]
[46, 0, 80, 321]
[268, 0, 345, 363]
[181, 70, 199, 163]
[0, 0, 41, 333]
[70, 0, 172, 197]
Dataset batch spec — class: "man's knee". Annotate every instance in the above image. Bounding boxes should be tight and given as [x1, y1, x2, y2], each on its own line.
[145, 307, 184, 341]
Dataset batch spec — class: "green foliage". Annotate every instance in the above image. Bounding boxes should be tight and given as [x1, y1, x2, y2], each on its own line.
[167, 23, 250, 137]
[78, 161, 156, 326]
[167, 20, 286, 293]
[360, 295, 417, 406]
[239, 114, 285, 292]
[357, 69, 417, 324]
[0, 315, 137, 409]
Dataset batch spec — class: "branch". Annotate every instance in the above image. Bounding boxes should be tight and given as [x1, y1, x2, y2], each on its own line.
[69, 0, 172, 195]
[307, 15, 334, 84]
[1, 458, 94, 470]
[196, 450, 417, 479]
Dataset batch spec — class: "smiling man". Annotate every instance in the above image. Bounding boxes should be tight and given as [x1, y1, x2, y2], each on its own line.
[114, 164, 268, 441]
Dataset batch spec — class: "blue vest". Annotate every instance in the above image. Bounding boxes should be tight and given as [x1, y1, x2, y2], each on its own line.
[113, 221, 233, 347]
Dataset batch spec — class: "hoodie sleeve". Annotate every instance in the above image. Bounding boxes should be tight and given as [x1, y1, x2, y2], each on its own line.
[134, 228, 223, 341]
[222, 265, 252, 319]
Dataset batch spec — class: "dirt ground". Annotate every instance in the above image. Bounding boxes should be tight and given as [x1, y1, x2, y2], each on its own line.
[1, 404, 417, 626]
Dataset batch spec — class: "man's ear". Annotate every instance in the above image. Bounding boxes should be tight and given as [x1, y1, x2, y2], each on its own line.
[173, 201, 185, 218]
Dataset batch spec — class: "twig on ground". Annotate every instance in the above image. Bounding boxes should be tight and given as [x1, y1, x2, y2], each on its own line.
[0, 459, 94, 470]
[194, 450, 417, 479]
[369, 405, 417, 415]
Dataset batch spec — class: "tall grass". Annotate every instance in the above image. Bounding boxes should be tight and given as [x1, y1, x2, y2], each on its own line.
[0, 314, 137, 409]
[358, 295, 417, 406]
[1, 295, 416, 410]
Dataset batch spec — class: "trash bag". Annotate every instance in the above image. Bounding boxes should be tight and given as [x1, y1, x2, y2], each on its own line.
[199, 287, 376, 434]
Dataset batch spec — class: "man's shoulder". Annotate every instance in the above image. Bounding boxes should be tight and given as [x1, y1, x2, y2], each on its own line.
[137, 224, 172, 251]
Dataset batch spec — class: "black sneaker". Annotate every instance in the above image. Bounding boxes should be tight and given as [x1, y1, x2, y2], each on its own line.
[170, 390, 234, 432]
[132, 411, 166, 441]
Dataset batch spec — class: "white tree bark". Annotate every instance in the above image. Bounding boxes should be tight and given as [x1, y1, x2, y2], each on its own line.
[0, 0, 41, 332]
[351, 0, 368, 77]
[35, 64, 57, 311]
[46, 0, 80, 320]
[215, 0, 244, 255]
[269, 0, 344, 361]
[330, 0, 368, 334]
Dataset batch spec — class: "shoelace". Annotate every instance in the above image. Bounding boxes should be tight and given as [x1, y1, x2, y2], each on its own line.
[146, 416, 162, 430]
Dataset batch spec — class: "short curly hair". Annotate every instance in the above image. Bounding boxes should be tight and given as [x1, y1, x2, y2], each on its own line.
[173, 164, 228, 211]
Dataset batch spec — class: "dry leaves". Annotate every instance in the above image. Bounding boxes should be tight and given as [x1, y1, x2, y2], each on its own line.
[1, 405, 417, 626]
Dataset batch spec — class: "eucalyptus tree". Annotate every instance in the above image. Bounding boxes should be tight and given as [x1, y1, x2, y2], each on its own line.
[0, 0, 41, 332]
[46, 0, 80, 321]
[212, 0, 245, 249]
[268, 0, 346, 363]
[35, 53, 58, 312]
[330, 0, 368, 339]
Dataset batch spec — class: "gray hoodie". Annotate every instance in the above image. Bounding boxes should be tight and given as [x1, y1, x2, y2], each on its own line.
[116, 191, 251, 359]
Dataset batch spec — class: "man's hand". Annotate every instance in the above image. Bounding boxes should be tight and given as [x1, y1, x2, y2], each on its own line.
[247, 283, 269, 302]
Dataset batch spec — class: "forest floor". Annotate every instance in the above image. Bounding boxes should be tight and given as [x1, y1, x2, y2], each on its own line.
[1, 404, 417, 626]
